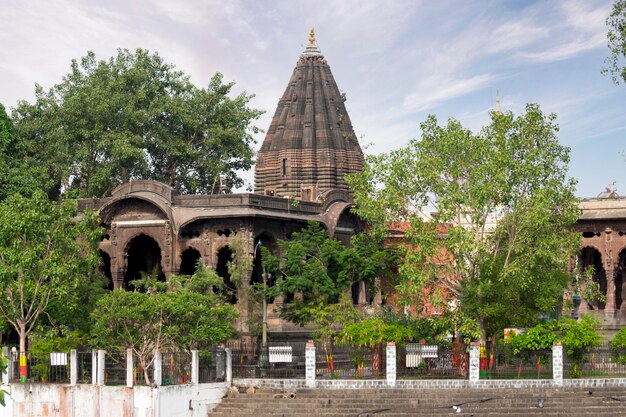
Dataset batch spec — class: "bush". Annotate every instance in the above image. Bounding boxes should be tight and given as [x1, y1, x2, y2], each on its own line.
[611, 327, 626, 364]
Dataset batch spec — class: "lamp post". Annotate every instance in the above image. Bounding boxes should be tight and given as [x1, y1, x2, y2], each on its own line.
[253, 241, 270, 358]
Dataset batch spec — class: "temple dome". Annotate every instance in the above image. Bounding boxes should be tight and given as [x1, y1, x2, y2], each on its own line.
[254, 29, 364, 201]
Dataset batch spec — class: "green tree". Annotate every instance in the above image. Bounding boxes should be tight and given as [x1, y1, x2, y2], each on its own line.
[348, 104, 581, 342]
[0, 103, 42, 201]
[12, 49, 262, 199]
[266, 222, 392, 326]
[604, 0, 626, 84]
[0, 192, 102, 358]
[90, 268, 237, 385]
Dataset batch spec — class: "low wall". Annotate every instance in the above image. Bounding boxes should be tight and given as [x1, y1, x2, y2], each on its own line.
[233, 377, 626, 390]
[0, 382, 229, 417]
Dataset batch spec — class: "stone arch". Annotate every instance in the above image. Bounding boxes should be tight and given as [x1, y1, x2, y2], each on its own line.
[124, 233, 164, 289]
[98, 195, 172, 227]
[251, 233, 279, 299]
[99, 250, 114, 290]
[215, 245, 237, 304]
[179, 247, 202, 276]
[579, 246, 606, 310]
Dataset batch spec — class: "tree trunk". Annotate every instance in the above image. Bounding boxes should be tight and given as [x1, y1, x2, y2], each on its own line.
[19, 326, 27, 382]
[477, 317, 487, 344]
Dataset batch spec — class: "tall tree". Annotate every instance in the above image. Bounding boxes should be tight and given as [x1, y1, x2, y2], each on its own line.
[347, 104, 581, 341]
[604, 0, 626, 84]
[12, 49, 262, 199]
[0, 103, 42, 201]
[0, 192, 101, 365]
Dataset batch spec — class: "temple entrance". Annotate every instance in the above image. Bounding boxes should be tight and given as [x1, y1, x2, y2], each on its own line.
[579, 247, 606, 310]
[99, 250, 113, 290]
[124, 234, 164, 289]
[216, 246, 237, 304]
[179, 247, 201, 276]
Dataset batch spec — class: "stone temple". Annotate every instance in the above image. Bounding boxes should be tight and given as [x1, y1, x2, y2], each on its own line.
[77, 30, 626, 335]
[77, 30, 367, 335]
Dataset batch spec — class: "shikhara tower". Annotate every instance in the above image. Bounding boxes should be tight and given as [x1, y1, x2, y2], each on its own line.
[255, 29, 364, 200]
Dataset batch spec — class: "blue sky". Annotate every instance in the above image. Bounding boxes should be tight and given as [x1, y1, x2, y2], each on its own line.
[1, 0, 623, 197]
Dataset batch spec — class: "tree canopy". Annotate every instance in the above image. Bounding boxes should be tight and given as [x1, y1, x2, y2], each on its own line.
[0, 191, 102, 354]
[347, 104, 581, 341]
[90, 266, 237, 385]
[265, 222, 394, 326]
[11, 48, 263, 199]
[605, 0, 626, 84]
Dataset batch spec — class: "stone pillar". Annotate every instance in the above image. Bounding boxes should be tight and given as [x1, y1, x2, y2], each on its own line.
[305, 340, 315, 389]
[70, 349, 77, 386]
[606, 268, 616, 315]
[191, 350, 199, 384]
[1, 346, 9, 385]
[91, 350, 98, 385]
[469, 342, 479, 384]
[126, 348, 133, 388]
[225, 348, 232, 384]
[386, 342, 396, 387]
[552, 342, 563, 386]
[154, 351, 162, 387]
[97, 350, 106, 386]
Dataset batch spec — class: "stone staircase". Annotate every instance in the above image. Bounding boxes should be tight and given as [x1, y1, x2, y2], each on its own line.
[210, 387, 626, 416]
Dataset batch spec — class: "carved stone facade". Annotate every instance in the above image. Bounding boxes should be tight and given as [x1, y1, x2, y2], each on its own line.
[575, 194, 626, 329]
[254, 29, 364, 200]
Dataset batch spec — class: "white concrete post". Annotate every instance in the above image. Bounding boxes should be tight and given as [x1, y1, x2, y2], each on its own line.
[1, 346, 9, 385]
[126, 348, 134, 388]
[91, 350, 98, 385]
[225, 348, 232, 384]
[153, 351, 162, 387]
[97, 350, 106, 386]
[191, 350, 199, 384]
[70, 349, 77, 386]
[386, 342, 396, 387]
[305, 340, 315, 389]
[469, 342, 479, 384]
[552, 342, 563, 387]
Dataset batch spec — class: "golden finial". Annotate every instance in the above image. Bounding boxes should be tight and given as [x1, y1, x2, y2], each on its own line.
[309, 28, 316, 45]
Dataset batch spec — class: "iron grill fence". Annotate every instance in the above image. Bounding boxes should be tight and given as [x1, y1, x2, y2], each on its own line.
[483, 344, 553, 380]
[564, 341, 626, 378]
[160, 352, 191, 385]
[9, 351, 70, 383]
[228, 340, 307, 379]
[104, 351, 126, 385]
[396, 343, 467, 379]
[316, 342, 386, 379]
[198, 347, 227, 383]
[76, 350, 93, 384]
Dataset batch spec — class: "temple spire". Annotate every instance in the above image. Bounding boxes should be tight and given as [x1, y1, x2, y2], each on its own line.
[302, 28, 322, 56]
[495, 90, 502, 114]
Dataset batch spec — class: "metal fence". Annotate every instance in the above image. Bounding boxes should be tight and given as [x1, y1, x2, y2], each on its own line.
[397, 343, 467, 379]
[198, 347, 227, 383]
[316, 342, 386, 379]
[564, 341, 626, 378]
[9, 351, 71, 383]
[104, 351, 126, 385]
[228, 340, 307, 379]
[483, 344, 553, 380]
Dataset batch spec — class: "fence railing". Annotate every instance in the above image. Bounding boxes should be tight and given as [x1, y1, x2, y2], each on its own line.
[2, 347, 228, 386]
[8, 341, 626, 385]
[564, 341, 626, 378]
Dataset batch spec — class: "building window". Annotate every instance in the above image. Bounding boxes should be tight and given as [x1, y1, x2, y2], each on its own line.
[282, 158, 288, 176]
[301, 187, 313, 201]
[265, 188, 275, 197]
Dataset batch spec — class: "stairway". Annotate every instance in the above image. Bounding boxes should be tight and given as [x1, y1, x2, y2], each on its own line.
[210, 387, 626, 416]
